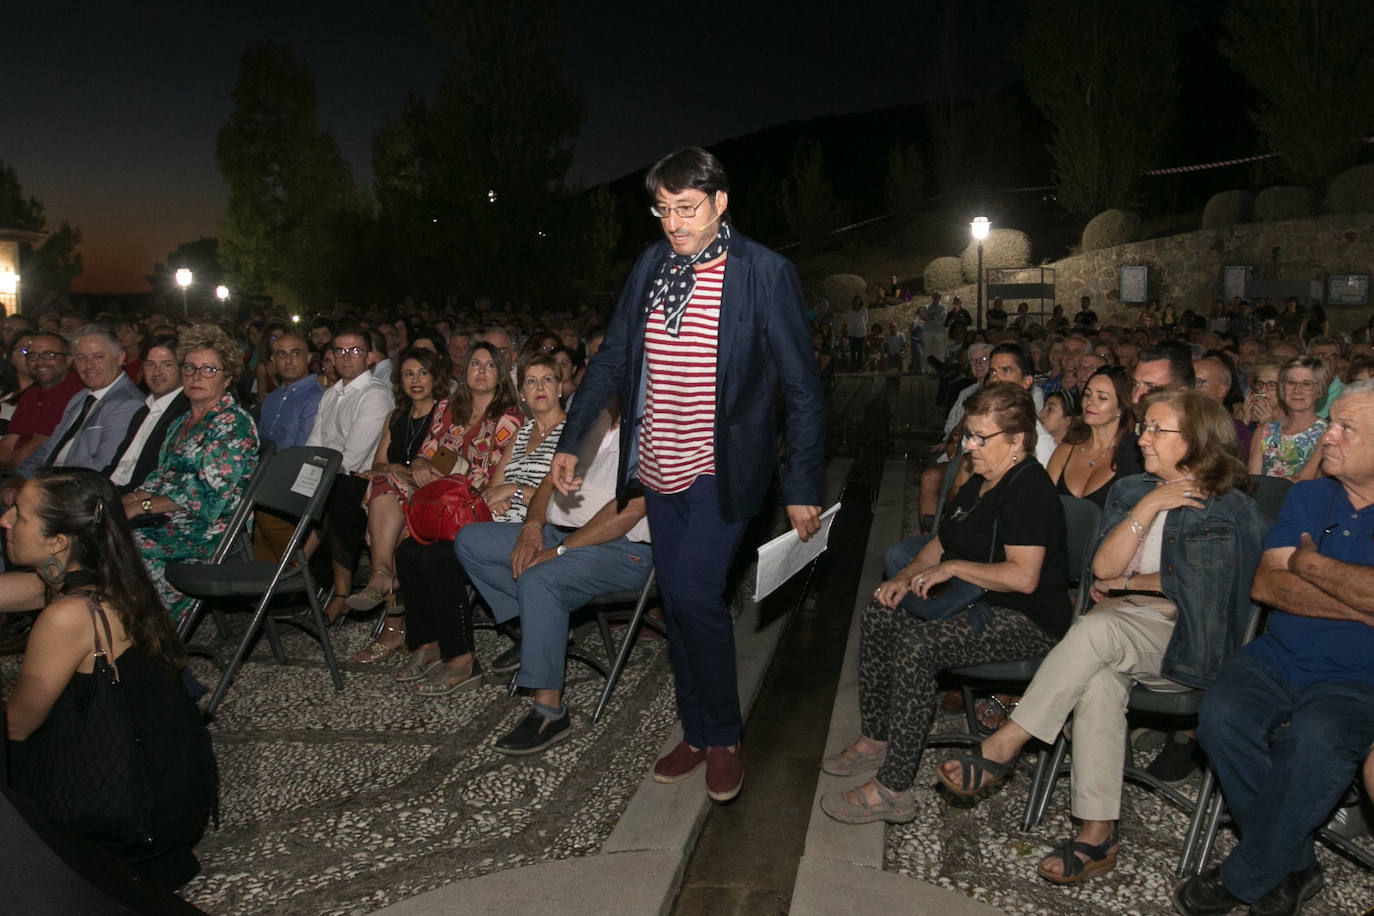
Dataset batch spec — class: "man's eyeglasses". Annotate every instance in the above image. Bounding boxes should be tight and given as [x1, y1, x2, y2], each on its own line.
[25, 350, 65, 362]
[649, 195, 712, 220]
[1136, 422, 1182, 437]
[333, 346, 367, 358]
[181, 363, 222, 378]
[961, 428, 1008, 448]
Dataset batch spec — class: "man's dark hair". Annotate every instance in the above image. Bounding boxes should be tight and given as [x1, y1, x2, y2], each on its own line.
[989, 342, 1033, 379]
[644, 146, 730, 198]
[141, 333, 179, 361]
[310, 316, 334, 334]
[366, 328, 387, 357]
[331, 325, 369, 346]
[1140, 341, 1196, 389]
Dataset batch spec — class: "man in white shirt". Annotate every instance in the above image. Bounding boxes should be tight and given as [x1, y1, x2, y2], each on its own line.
[106, 335, 189, 493]
[457, 409, 652, 756]
[306, 327, 392, 621]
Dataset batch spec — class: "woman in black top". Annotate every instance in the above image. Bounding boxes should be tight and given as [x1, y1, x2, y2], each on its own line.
[5, 468, 214, 889]
[820, 383, 1070, 824]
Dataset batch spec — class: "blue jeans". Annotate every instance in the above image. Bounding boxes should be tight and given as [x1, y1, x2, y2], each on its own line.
[884, 533, 934, 579]
[1197, 652, 1374, 901]
[454, 521, 653, 691]
[642, 476, 750, 748]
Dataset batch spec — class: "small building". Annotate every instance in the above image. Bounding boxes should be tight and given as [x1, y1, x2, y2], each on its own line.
[0, 225, 50, 315]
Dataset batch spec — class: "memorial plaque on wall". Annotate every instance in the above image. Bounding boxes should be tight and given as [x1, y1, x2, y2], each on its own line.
[1327, 273, 1369, 307]
[1119, 266, 1148, 304]
[1223, 265, 1252, 302]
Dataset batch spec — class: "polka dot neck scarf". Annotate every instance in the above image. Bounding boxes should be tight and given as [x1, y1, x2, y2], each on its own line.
[647, 221, 732, 337]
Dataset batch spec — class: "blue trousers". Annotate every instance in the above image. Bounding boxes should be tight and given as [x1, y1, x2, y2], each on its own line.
[454, 521, 653, 691]
[884, 533, 934, 579]
[642, 476, 750, 749]
[1197, 651, 1374, 901]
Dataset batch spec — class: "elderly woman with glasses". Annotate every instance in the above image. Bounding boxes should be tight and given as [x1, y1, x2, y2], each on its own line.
[934, 390, 1261, 885]
[820, 383, 1071, 825]
[1248, 355, 1330, 480]
[122, 324, 259, 622]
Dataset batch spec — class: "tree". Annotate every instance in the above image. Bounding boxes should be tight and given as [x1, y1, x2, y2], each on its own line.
[0, 159, 83, 303]
[147, 238, 224, 308]
[780, 141, 850, 247]
[216, 41, 363, 307]
[1020, 0, 1179, 218]
[884, 143, 925, 213]
[371, 0, 584, 301]
[1222, 0, 1374, 186]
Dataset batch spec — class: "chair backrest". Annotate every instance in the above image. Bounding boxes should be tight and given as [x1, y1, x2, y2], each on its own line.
[931, 445, 966, 537]
[1248, 474, 1291, 530]
[1060, 494, 1101, 587]
[250, 446, 343, 522]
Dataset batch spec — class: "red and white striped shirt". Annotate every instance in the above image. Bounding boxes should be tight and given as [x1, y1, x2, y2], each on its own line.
[637, 258, 724, 494]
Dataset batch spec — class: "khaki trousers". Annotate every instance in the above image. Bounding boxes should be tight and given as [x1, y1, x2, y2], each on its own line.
[1010, 598, 1186, 821]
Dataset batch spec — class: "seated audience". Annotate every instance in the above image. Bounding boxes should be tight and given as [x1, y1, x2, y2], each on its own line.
[121, 325, 259, 622]
[1194, 354, 1252, 459]
[1174, 379, 1374, 916]
[1248, 355, 1328, 480]
[104, 335, 189, 494]
[0, 330, 36, 430]
[936, 389, 1260, 885]
[5, 468, 215, 888]
[346, 341, 520, 660]
[389, 355, 566, 694]
[3, 326, 146, 504]
[1045, 366, 1141, 509]
[457, 405, 652, 754]
[257, 331, 324, 450]
[339, 347, 448, 613]
[1236, 355, 1282, 428]
[1037, 389, 1075, 451]
[303, 327, 393, 621]
[0, 331, 82, 473]
[820, 384, 1069, 824]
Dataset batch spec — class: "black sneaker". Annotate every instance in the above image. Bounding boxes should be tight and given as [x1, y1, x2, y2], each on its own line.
[1147, 731, 1202, 784]
[493, 707, 571, 756]
[1173, 867, 1242, 916]
[1250, 861, 1323, 916]
[489, 643, 521, 676]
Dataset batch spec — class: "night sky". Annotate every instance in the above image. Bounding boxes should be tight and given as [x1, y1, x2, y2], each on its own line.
[4, 1, 1017, 294]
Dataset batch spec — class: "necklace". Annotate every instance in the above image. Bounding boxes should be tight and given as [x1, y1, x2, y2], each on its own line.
[401, 407, 430, 465]
[1080, 442, 1112, 468]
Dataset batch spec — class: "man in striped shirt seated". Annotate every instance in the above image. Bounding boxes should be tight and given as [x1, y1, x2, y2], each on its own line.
[552, 147, 826, 804]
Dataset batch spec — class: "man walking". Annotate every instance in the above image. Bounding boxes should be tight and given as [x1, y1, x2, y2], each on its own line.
[550, 147, 825, 803]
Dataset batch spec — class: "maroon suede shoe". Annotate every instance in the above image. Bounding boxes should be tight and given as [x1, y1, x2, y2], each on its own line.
[705, 745, 743, 802]
[653, 741, 707, 784]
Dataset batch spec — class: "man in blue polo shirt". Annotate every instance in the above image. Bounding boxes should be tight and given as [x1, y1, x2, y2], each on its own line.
[1174, 379, 1374, 916]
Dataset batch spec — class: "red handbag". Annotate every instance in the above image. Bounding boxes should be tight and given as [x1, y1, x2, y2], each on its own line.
[404, 477, 493, 544]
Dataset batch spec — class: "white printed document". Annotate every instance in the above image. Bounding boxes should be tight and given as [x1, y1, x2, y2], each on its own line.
[753, 502, 842, 601]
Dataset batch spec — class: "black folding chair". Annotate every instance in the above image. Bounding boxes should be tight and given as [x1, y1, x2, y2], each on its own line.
[168, 446, 343, 718]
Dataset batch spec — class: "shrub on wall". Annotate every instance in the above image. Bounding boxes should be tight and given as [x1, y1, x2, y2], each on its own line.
[1254, 186, 1314, 222]
[1202, 190, 1254, 229]
[1080, 209, 1142, 252]
[1324, 164, 1374, 214]
[960, 228, 1031, 282]
[923, 256, 964, 292]
[820, 273, 868, 308]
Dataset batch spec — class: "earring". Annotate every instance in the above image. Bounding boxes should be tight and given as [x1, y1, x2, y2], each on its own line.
[37, 556, 65, 587]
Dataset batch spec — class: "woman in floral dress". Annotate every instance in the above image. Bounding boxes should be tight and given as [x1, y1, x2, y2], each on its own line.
[122, 324, 259, 622]
[1248, 356, 1329, 480]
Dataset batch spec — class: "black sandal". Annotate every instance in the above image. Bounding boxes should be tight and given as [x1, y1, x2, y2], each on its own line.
[1036, 829, 1120, 885]
[936, 751, 1014, 798]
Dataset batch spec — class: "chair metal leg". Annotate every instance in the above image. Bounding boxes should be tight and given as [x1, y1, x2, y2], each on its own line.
[1178, 767, 1219, 877]
[302, 573, 344, 692]
[203, 592, 278, 719]
[1028, 734, 1070, 829]
[262, 615, 289, 665]
[591, 570, 656, 725]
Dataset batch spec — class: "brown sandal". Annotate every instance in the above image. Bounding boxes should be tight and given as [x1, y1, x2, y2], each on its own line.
[1036, 829, 1119, 885]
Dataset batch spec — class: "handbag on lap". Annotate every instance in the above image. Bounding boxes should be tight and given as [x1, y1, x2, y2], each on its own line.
[404, 476, 492, 544]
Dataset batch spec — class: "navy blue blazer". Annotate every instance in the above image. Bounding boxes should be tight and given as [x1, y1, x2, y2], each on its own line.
[559, 228, 825, 522]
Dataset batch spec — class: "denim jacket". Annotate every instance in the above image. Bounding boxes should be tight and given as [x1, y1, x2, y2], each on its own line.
[1090, 474, 1265, 689]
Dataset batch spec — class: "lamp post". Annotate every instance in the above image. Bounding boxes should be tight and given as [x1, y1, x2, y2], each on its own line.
[971, 217, 990, 330]
[0, 268, 17, 315]
[175, 268, 193, 316]
[215, 284, 229, 304]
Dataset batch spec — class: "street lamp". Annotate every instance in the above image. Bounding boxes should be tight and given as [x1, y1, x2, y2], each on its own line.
[215, 284, 229, 303]
[175, 268, 193, 316]
[971, 216, 990, 330]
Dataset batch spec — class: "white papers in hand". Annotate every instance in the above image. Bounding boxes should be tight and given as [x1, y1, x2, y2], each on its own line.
[753, 503, 842, 601]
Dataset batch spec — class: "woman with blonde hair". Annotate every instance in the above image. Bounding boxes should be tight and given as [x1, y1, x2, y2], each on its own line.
[1248, 355, 1329, 480]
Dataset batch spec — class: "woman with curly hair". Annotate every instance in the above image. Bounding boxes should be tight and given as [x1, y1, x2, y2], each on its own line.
[121, 323, 259, 622]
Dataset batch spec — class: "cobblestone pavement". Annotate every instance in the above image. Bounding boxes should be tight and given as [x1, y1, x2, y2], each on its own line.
[175, 616, 677, 915]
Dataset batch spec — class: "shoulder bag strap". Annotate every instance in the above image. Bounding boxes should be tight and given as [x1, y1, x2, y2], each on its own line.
[82, 595, 121, 684]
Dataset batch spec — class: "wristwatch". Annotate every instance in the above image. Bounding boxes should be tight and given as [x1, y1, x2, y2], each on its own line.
[556, 543, 568, 556]
[141, 497, 153, 513]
